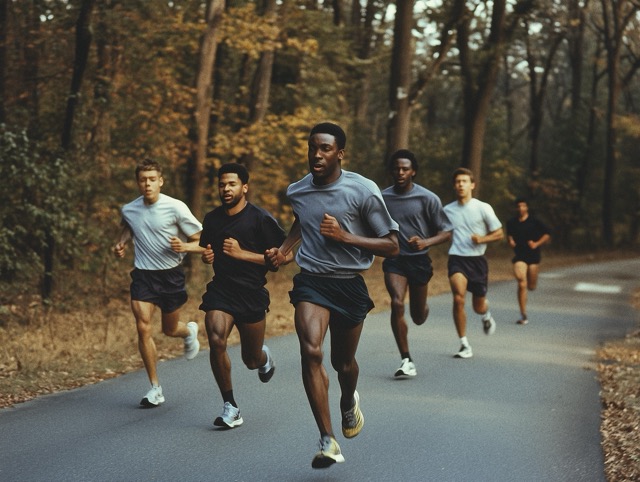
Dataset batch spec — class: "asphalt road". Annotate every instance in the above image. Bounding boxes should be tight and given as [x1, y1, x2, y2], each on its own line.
[1, 258, 638, 481]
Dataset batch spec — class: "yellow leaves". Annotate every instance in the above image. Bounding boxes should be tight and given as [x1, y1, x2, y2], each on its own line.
[220, 4, 283, 59]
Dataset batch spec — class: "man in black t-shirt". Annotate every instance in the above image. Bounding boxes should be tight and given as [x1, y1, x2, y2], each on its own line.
[199, 163, 286, 429]
[506, 198, 551, 325]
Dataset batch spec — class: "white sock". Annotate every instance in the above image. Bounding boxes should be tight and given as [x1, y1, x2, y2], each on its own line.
[460, 336, 469, 347]
[482, 310, 492, 321]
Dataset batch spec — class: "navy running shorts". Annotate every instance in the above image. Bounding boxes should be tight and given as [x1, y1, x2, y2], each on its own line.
[199, 278, 269, 324]
[447, 255, 489, 297]
[289, 272, 374, 326]
[130, 266, 187, 314]
[382, 254, 434, 285]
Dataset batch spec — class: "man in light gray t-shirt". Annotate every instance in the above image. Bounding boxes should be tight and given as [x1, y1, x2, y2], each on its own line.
[113, 158, 203, 408]
[443, 167, 503, 360]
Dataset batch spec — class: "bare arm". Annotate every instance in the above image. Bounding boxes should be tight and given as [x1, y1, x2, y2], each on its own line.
[222, 237, 268, 265]
[408, 230, 452, 251]
[471, 227, 504, 245]
[529, 233, 551, 249]
[170, 231, 205, 254]
[264, 220, 300, 270]
[320, 213, 399, 258]
[113, 224, 132, 258]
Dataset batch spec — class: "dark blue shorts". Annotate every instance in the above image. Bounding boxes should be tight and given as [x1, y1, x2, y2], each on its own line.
[199, 278, 269, 324]
[130, 266, 187, 314]
[382, 254, 433, 285]
[289, 272, 374, 325]
[447, 255, 489, 297]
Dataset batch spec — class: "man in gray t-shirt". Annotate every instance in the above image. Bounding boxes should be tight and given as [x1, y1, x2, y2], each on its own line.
[265, 123, 398, 469]
[382, 149, 452, 379]
[113, 158, 204, 408]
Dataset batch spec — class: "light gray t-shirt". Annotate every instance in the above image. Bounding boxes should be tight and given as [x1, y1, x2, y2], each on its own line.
[382, 183, 452, 256]
[121, 193, 203, 270]
[287, 170, 399, 276]
[444, 198, 502, 257]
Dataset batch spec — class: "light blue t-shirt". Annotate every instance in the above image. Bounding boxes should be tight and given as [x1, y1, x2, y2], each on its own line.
[444, 198, 502, 257]
[121, 193, 202, 270]
[287, 170, 399, 276]
[382, 183, 452, 256]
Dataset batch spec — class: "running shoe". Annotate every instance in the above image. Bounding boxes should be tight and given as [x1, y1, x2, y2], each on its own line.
[311, 435, 345, 469]
[213, 402, 243, 429]
[517, 318, 529, 325]
[258, 344, 275, 383]
[454, 344, 473, 359]
[341, 390, 364, 438]
[394, 357, 417, 378]
[184, 321, 200, 360]
[482, 315, 496, 335]
[140, 385, 165, 407]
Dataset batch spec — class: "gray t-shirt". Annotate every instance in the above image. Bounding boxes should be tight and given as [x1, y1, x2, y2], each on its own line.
[443, 198, 502, 257]
[287, 170, 399, 276]
[382, 183, 452, 256]
[121, 193, 203, 270]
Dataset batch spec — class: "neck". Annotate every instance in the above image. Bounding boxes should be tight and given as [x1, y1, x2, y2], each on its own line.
[226, 199, 247, 216]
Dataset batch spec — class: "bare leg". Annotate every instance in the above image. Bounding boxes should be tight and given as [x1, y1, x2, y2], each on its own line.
[132, 300, 159, 385]
[205, 310, 236, 395]
[295, 302, 333, 437]
[384, 273, 410, 355]
[449, 273, 468, 338]
[513, 261, 528, 317]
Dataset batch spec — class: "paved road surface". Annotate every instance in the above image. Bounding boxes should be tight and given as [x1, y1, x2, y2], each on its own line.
[1, 258, 638, 481]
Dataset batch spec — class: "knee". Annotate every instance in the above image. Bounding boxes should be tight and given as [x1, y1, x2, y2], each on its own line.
[208, 333, 227, 353]
[453, 293, 465, 307]
[390, 296, 405, 315]
[300, 342, 323, 367]
[241, 350, 263, 370]
[136, 320, 152, 338]
[330, 354, 357, 375]
[410, 304, 429, 326]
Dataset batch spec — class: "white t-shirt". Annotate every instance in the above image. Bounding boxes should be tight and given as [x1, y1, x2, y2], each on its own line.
[121, 193, 202, 270]
[444, 198, 502, 257]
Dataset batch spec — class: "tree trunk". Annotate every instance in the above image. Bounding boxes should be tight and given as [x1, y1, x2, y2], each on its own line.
[0, 0, 7, 124]
[61, 0, 95, 150]
[187, 0, 225, 220]
[249, 0, 276, 124]
[386, 0, 414, 161]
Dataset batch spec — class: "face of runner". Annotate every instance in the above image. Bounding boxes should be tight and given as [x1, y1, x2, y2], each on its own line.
[453, 173, 475, 201]
[307, 133, 344, 185]
[218, 172, 248, 210]
[137, 169, 164, 205]
[391, 158, 415, 191]
[516, 201, 529, 219]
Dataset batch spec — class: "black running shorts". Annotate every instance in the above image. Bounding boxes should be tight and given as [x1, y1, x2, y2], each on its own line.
[199, 278, 269, 324]
[289, 272, 374, 325]
[382, 254, 434, 285]
[447, 255, 489, 297]
[130, 266, 187, 314]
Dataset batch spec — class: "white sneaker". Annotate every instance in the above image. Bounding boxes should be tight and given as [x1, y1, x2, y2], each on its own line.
[482, 315, 496, 335]
[184, 321, 200, 360]
[140, 385, 165, 407]
[258, 345, 275, 383]
[213, 402, 243, 429]
[341, 390, 364, 438]
[311, 435, 345, 469]
[454, 344, 473, 359]
[394, 358, 417, 378]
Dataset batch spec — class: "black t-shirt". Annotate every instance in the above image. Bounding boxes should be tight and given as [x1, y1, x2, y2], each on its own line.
[506, 215, 551, 259]
[199, 203, 286, 289]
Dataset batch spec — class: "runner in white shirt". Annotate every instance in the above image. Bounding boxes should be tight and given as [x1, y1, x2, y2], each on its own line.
[113, 158, 204, 407]
[443, 168, 503, 359]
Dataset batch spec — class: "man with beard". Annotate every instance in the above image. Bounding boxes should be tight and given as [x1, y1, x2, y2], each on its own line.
[199, 163, 286, 429]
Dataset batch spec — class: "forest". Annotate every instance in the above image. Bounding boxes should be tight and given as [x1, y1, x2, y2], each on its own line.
[1, 0, 639, 302]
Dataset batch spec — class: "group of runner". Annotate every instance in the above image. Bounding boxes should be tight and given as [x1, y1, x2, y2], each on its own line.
[113, 122, 551, 469]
